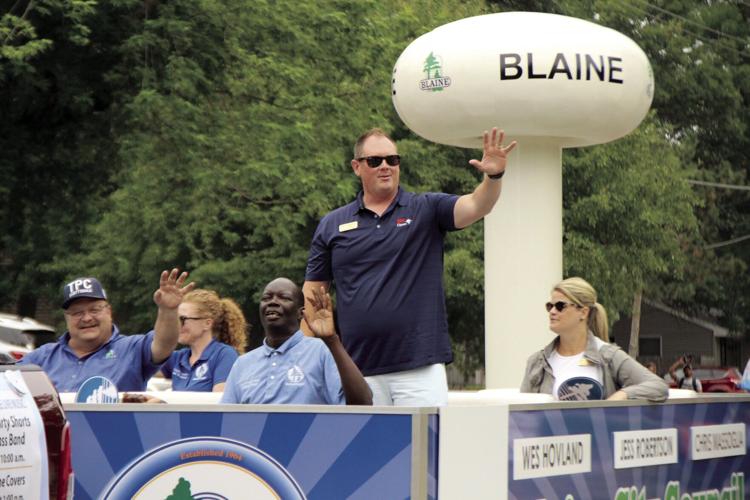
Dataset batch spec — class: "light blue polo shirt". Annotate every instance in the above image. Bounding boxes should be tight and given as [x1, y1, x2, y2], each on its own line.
[161, 340, 238, 392]
[19, 326, 162, 392]
[220, 330, 344, 405]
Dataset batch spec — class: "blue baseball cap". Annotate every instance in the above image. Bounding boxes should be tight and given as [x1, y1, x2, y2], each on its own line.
[62, 277, 108, 309]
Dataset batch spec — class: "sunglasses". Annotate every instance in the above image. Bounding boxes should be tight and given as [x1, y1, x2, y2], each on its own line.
[356, 155, 401, 168]
[179, 316, 206, 325]
[545, 301, 580, 312]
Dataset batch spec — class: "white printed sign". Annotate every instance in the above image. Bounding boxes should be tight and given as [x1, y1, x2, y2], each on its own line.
[613, 428, 678, 469]
[691, 423, 746, 460]
[0, 371, 49, 499]
[513, 434, 591, 479]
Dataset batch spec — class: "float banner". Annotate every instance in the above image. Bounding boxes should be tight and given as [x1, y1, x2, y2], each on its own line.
[509, 401, 749, 499]
[67, 408, 438, 500]
[0, 371, 48, 500]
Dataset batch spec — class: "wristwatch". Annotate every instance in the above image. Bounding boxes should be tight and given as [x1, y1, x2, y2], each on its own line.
[488, 170, 505, 180]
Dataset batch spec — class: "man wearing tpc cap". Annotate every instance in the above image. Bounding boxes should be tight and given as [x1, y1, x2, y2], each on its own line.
[19, 269, 195, 393]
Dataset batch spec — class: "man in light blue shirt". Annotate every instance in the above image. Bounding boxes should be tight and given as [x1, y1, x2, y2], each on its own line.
[20, 270, 194, 392]
[221, 278, 371, 405]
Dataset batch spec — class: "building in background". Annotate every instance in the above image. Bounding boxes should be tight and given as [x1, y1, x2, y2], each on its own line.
[611, 300, 742, 375]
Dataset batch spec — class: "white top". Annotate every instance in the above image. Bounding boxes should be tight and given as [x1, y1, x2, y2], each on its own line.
[549, 336, 606, 401]
[678, 376, 702, 392]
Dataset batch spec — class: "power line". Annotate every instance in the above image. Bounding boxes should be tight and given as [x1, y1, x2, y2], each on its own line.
[688, 179, 750, 191]
[616, 0, 750, 58]
[633, 0, 749, 46]
[706, 233, 750, 249]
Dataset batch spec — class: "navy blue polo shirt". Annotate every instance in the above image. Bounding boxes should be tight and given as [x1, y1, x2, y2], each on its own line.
[19, 326, 162, 392]
[161, 340, 238, 392]
[305, 188, 459, 376]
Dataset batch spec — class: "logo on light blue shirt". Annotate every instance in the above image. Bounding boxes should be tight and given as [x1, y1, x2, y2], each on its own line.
[286, 366, 305, 385]
[105, 349, 116, 360]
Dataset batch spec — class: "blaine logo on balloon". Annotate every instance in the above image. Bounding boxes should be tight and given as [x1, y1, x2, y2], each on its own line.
[419, 52, 452, 92]
[498, 52, 624, 84]
[392, 12, 654, 148]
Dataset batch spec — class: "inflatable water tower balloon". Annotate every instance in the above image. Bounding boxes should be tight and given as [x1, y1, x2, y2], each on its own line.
[392, 12, 653, 388]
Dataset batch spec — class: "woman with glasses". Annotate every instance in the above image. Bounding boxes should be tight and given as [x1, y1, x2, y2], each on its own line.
[160, 289, 247, 392]
[520, 277, 667, 401]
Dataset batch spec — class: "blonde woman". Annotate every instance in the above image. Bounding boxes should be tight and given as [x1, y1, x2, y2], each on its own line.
[161, 289, 247, 392]
[521, 277, 667, 402]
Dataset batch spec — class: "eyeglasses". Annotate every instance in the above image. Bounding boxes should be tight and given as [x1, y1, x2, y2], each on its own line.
[65, 304, 110, 320]
[545, 301, 580, 312]
[356, 155, 401, 168]
[179, 316, 206, 325]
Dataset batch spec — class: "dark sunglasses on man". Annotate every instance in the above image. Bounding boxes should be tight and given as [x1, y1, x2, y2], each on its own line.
[545, 301, 581, 312]
[357, 155, 401, 168]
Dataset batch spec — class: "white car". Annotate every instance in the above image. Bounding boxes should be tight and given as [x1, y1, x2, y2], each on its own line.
[0, 312, 56, 349]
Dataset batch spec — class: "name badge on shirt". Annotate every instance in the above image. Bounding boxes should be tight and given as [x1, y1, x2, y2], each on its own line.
[339, 221, 358, 232]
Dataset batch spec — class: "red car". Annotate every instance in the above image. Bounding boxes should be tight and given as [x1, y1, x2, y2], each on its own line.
[665, 367, 746, 393]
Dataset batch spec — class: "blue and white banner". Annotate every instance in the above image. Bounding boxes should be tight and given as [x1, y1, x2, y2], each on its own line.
[508, 401, 750, 499]
[67, 407, 438, 500]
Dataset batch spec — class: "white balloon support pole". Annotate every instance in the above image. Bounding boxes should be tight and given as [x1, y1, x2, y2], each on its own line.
[485, 139, 562, 389]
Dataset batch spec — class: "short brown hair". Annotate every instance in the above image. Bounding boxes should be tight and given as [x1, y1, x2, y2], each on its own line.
[353, 128, 396, 158]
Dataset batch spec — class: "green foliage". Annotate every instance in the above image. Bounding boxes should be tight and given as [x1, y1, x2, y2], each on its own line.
[58, 0, 487, 343]
[0, 0, 127, 321]
[2, 0, 748, 372]
[563, 115, 700, 321]
[580, 0, 750, 332]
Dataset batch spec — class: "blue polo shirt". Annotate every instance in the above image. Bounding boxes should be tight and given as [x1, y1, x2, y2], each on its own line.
[19, 326, 162, 392]
[161, 340, 238, 391]
[305, 188, 459, 376]
[220, 330, 344, 405]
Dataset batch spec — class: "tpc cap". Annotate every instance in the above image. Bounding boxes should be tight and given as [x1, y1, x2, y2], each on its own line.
[62, 277, 108, 309]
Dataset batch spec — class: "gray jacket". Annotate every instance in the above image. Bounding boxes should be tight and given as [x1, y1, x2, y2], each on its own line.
[520, 333, 668, 402]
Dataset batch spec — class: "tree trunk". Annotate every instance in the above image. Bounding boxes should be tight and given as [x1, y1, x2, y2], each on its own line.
[628, 290, 642, 358]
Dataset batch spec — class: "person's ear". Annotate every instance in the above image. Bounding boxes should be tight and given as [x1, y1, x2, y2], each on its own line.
[580, 306, 589, 322]
[352, 159, 361, 177]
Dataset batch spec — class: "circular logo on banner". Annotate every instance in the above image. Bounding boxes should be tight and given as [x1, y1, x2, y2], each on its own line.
[75, 376, 119, 403]
[102, 437, 306, 500]
[557, 376, 604, 401]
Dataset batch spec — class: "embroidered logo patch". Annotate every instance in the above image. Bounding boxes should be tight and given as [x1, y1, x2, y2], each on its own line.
[286, 365, 305, 385]
[194, 363, 208, 381]
[396, 217, 412, 227]
[105, 349, 116, 360]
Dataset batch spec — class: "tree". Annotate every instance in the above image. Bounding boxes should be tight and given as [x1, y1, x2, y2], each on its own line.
[582, 0, 750, 335]
[57, 0, 487, 343]
[0, 0, 133, 318]
[563, 115, 700, 321]
[6, 0, 746, 378]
